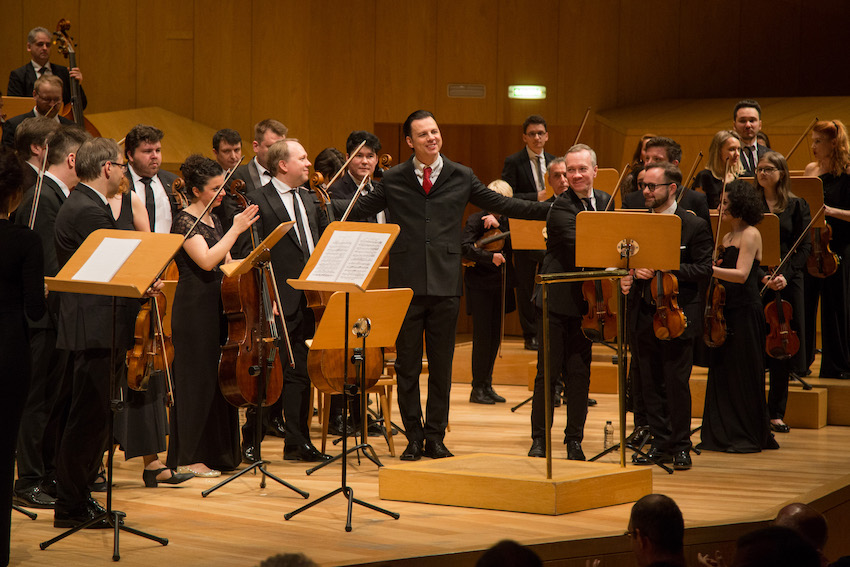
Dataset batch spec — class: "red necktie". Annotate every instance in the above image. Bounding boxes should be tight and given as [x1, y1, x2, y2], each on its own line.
[423, 166, 432, 194]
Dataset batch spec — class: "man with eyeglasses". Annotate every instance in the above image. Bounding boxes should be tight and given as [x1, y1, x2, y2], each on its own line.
[502, 115, 556, 352]
[2, 75, 74, 148]
[619, 163, 712, 470]
[7, 27, 88, 109]
[528, 145, 609, 461]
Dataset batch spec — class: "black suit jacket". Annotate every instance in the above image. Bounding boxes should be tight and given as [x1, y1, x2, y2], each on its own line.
[622, 187, 711, 226]
[740, 143, 770, 176]
[328, 174, 389, 223]
[54, 184, 136, 350]
[536, 188, 612, 317]
[625, 207, 713, 340]
[342, 155, 550, 297]
[247, 182, 327, 321]
[15, 174, 68, 329]
[218, 161, 266, 239]
[124, 169, 179, 231]
[7, 63, 87, 108]
[501, 148, 556, 200]
[2, 110, 74, 148]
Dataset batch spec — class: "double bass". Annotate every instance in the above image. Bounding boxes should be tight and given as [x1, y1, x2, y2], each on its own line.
[52, 19, 101, 137]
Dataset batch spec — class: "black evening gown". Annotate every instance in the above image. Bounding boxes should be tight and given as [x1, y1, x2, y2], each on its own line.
[112, 193, 168, 459]
[0, 220, 45, 567]
[700, 247, 778, 453]
[165, 211, 240, 470]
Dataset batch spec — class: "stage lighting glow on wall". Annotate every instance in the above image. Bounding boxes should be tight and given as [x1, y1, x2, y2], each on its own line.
[508, 85, 546, 100]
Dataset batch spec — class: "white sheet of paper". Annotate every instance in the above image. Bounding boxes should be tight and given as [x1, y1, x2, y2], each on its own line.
[72, 237, 142, 282]
[307, 231, 390, 286]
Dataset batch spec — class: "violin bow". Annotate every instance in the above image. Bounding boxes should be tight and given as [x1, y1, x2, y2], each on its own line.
[604, 162, 632, 211]
[760, 205, 825, 296]
[324, 140, 367, 191]
[712, 158, 732, 261]
[340, 174, 371, 222]
[785, 117, 818, 161]
[572, 107, 591, 147]
[678, 152, 704, 204]
[28, 141, 50, 229]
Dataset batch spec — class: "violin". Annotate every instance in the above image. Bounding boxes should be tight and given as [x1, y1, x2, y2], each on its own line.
[703, 245, 728, 347]
[126, 295, 174, 397]
[651, 272, 687, 340]
[806, 222, 839, 278]
[52, 19, 101, 137]
[581, 279, 617, 342]
[764, 286, 799, 359]
[219, 179, 285, 407]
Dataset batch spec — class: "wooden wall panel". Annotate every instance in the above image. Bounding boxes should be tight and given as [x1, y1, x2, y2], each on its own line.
[306, 1, 376, 158]
[192, 1, 253, 151]
[374, 1, 437, 124]
[556, 1, 620, 127]
[250, 1, 311, 151]
[135, 1, 194, 118]
[0, 2, 25, 96]
[798, 2, 850, 96]
[496, 0, 560, 126]
[434, 0, 498, 124]
[79, 0, 136, 113]
[677, 1, 741, 100]
[742, 0, 801, 97]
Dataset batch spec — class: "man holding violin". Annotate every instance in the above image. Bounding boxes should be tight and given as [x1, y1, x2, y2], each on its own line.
[619, 162, 713, 470]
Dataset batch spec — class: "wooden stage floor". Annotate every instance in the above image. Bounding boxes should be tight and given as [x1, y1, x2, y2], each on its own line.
[10, 339, 850, 566]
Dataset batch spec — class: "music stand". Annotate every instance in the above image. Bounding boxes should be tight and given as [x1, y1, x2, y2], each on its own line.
[286, 221, 406, 531]
[41, 229, 182, 560]
[201, 222, 309, 500]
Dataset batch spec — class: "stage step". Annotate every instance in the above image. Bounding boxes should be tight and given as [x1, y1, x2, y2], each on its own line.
[690, 375, 827, 429]
[796, 377, 850, 426]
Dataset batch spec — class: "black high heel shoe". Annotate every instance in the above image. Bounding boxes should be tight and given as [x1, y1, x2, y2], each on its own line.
[143, 467, 194, 488]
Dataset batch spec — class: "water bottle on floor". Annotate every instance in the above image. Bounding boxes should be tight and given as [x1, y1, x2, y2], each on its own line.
[603, 420, 614, 449]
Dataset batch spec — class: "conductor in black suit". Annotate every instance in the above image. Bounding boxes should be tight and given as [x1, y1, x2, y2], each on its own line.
[733, 100, 768, 176]
[621, 137, 710, 225]
[53, 138, 152, 528]
[501, 115, 556, 350]
[245, 139, 330, 462]
[7, 27, 87, 110]
[528, 145, 611, 461]
[2, 75, 74, 149]
[342, 110, 550, 461]
[13, 125, 89, 509]
[620, 163, 713, 470]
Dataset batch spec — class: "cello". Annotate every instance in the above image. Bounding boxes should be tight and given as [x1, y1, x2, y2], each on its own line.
[218, 179, 289, 407]
[52, 19, 101, 137]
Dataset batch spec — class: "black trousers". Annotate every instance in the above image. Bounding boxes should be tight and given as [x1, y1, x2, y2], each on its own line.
[531, 310, 591, 443]
[631, 303, 693, 454]
[512, 250, 541, 340]
[15, 325, 69, 492]
[466, 285, 502, 390]
[281, 312, 315, 448]
[765, 273, 807, 419]
[55, 349, 118, 517]
[395, 295, 460, 444]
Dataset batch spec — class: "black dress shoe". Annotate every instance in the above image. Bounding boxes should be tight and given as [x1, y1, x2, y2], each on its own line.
[770, 421, 791, 433]
[672, 450, 692, 470]
[400, 440, 423, 461]
[328, 415, 356, 436]
[13, 486, 56, 509]
[89, 465, 108, 492]
[566, 440, 586, 461]
[469, 387, 496, 405]
[283, 443, 331, 462]
[142, 467, 194, 488]
[524, 337, 539, 351]
[486, 386, 506, 403]
[242, 444, 259, 464]
[54, 507, 111, 529]
[528, 439, 545, 458]
[423, 440, 454, 459]
[587, 398, 597, 407]
[41, 479, 57, 499]
[265, 416, 287, 438]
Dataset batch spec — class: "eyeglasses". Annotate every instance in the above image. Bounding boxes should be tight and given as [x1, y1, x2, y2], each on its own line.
[105, 161, 128, 172]
[637, 182, 673, 191]
[525, 131, 547, 138]
[756, 167, 778, 174]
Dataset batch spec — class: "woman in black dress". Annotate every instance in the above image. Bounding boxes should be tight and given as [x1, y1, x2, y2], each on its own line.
[165, 155, 258, 477]
[754, 151, 811, 433]
[0, 147, 45, 567]
[692, 130, 744, 209]
[462, 179, 516, 405]
[700, 181, 778, 453]
[803, 120, 850, 379]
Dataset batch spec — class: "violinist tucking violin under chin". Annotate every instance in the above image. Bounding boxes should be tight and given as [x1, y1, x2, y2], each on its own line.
[619, 163, 713, 471]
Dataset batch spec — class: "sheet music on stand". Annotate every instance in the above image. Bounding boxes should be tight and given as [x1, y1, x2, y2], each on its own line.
[307, 230, 390, 285]
[72, 237, 141, 282]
